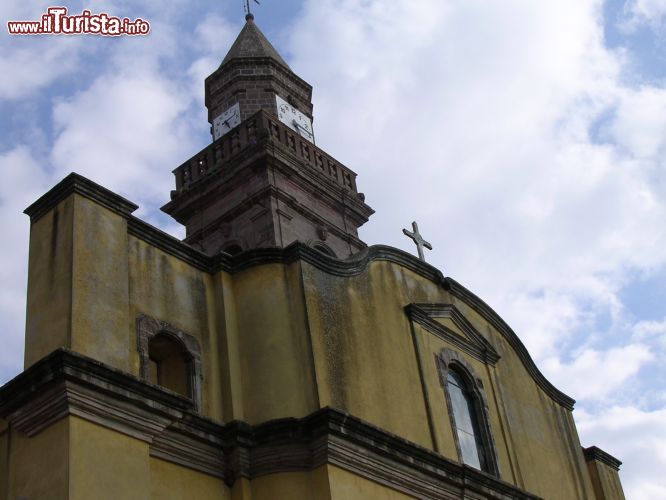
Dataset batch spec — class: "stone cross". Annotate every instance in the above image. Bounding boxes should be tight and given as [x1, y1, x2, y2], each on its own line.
[402, 221, 432, 262]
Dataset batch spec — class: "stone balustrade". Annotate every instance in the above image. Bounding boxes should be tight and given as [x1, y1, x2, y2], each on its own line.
[172, 110, 358, 193]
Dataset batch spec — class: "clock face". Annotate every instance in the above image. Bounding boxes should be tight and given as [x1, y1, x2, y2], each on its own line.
[212, 103, 241, 140]
[276, 95, 314, 143]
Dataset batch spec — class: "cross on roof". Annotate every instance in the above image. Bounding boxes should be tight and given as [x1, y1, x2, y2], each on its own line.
[402, 221, 432, 262]
[244, 0, 260, 19]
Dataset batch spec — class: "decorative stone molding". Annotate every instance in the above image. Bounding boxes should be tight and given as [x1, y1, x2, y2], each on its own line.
[437, 348, 502, 478]
[583, 446, 622, 471]
[136, 315, 203, 411]
[0, 349, 191, 439]
[406, 303, 500, 365]
[0, 349, 541, 499]
[24, 172, 138, 223]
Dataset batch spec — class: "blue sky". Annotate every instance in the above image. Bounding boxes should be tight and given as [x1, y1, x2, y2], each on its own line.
[1, 1, 665, 497]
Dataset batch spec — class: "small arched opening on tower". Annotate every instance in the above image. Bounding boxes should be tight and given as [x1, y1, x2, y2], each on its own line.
[222, 243, 243, 256]
[148, 333, 191, 397]
[312, 242, 336, 257]
[137, 315, 203, 409]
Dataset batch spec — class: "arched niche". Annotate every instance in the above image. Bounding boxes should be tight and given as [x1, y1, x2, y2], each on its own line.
[137, 315, 202, 411]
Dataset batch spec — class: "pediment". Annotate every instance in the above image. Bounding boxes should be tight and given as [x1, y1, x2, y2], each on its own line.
[405, 303, 500, 365]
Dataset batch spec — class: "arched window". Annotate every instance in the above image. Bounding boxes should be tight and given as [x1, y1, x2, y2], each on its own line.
[437, 349, 500, 476]
[137, 315, 203, 411]
[148, 334, 191, 397]
[446, 369, 487, 471]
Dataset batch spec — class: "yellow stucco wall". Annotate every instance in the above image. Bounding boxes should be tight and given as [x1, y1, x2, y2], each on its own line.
[150, 457, 229, 500]
[248, 468, 331, 500]
[18, 191, 608, 499]
[24, 197, 74, 369]
[587, 460, 626, 500]
[70, 196, 132, 372]
[303, 261, 434, 449]
[69, 417, 151, 500]
[300, 259, 596, 499]
[327, 465, 415, 500]
[7, 418, 69, 500]
[230, 262, 318, 424]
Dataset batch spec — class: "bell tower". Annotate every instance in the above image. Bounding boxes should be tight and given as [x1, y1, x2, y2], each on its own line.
[162, 14, 374, 257]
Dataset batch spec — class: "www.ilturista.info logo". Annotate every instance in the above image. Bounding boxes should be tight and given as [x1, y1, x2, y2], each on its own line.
[7, 7, 150, 36]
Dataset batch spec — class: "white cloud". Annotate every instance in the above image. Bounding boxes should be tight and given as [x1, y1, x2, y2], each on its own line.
[0, 36, 84, 100]
[543, 344, 653, 400]
[51, 69, 195, 206]
[634, 318, 666, 337]
[0, 146, 49, 381]
[622, 0, 666, 32]
[633, 318, 666, 349]
[610, 86, 666, 160]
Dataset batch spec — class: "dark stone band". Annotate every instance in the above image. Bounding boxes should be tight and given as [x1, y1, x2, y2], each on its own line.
[0, 349, 541, 499]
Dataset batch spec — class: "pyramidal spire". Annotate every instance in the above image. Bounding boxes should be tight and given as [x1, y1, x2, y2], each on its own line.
[220, 15, 290, 69]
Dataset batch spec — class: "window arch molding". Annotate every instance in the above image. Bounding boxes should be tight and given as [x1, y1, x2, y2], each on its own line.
[137, 314, 202, 411]
[310, 241, 336, 258]
[436, 348, 500, 477]
[221, 240, 244, 256]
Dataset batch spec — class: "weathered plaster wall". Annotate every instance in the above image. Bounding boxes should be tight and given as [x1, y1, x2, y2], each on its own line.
[302, 260, 434, 449]
[230, 262, 318, 424]
[17, 180, 619, 499]
[327, 465, 415, 500]
[150, 457, 230, 500]
[7, 418, 69, 500]
[69, 417, 150, 500]
[24, 197, 74, 369]
[301, 259, 596, 499]
[248, 469, 331, 500]
[587, 459, 626, 500]
[127, 236, 222, 419]
[24, 194, 132, 372]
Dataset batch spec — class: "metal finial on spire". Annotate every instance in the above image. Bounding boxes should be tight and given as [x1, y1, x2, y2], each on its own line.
[402, 221, 432, 261]
[244, 0, 260, 21]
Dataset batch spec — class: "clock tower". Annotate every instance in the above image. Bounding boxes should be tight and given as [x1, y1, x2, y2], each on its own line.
[162, 14, 374, 257]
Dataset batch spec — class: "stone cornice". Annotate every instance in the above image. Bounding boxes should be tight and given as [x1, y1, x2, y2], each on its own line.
[0, 349, 192, 440]
[405, 303, 501, 365]
[127, 216, 212, 272]
[583, 446, 622, 471]
[24, 172, 138, 223]
[0, 350, 541, 499]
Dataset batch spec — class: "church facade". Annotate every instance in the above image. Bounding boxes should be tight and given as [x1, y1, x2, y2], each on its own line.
[0, 15, 624, 500]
